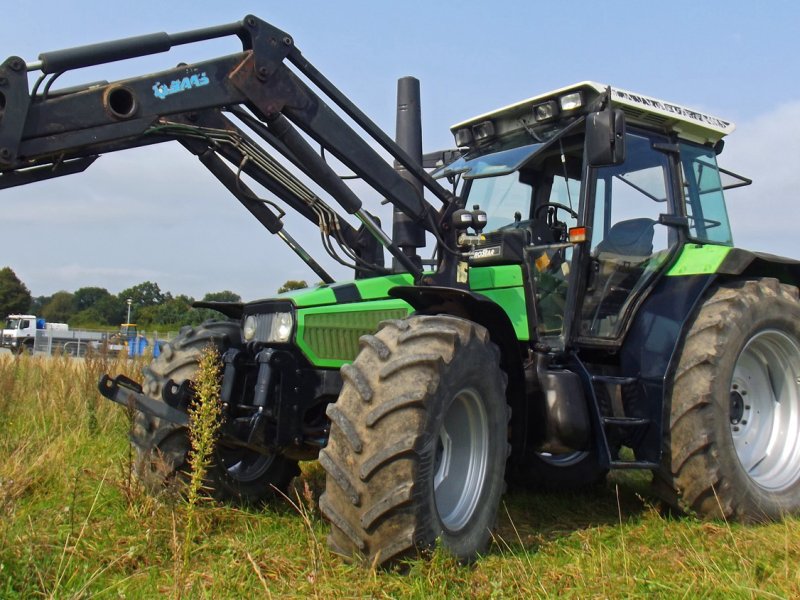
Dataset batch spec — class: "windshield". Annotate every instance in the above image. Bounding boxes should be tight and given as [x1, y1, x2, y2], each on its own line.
[433, 143, 543, 179]
[468, 174, 533, 232]
[4, 318, 20, 330]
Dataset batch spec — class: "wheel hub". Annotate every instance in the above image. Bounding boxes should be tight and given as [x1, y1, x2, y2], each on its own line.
[729, 388, 745, 425]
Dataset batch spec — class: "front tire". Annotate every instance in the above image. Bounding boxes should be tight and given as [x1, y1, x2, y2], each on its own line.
[132, 321, 298, 503]
[320, 315, 509, 566]
[657, 278, 800, 520]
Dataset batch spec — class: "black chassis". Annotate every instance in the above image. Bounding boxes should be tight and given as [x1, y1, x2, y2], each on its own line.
[101, 337, 342, 461]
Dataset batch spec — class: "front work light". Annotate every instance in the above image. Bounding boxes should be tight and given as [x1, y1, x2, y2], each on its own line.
[454, 127, 473, 147]
[559, 91, 584, 112]
[532, 100, 559, 122]
[472, 120, 496, 143]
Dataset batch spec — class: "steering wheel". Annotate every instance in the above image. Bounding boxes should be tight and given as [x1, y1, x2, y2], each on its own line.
[534, 202, 577, 243]
[534, 202, 578, 220]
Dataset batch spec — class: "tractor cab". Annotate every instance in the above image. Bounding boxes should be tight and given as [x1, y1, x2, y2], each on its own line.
[437, 82, 751, 350]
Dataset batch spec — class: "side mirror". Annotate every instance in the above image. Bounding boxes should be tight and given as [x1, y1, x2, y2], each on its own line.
[585, 108, 626, 166]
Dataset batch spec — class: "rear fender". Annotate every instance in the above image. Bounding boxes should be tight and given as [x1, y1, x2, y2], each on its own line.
[718, 248, 800, 286]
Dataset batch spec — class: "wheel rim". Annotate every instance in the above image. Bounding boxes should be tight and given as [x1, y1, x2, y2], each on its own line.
[218, 446, 275, 483]
[731, 329, 800, 491]
[537, 451, 588, 467]
[433, 388, 489, 532]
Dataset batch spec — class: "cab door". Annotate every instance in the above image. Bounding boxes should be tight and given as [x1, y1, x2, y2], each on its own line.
[577, 130, 678, 341]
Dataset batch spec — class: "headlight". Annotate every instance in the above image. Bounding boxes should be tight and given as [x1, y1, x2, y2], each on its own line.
[243, 315, 257, 341]
[269, 312, 294, 343]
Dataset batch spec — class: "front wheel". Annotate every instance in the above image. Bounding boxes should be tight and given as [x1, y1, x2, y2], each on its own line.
[132, 321, 298, 503]
[320, 315, 509, 566]
[656, 278, 800, 520]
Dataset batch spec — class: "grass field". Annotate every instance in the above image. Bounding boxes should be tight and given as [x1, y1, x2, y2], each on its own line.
[0, 354, 797, 599]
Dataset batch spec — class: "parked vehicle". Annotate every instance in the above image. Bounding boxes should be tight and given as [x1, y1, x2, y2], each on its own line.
[2, 314, 104, 355]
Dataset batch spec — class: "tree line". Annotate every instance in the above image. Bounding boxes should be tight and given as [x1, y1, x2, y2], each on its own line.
[0, 266, 246, 329]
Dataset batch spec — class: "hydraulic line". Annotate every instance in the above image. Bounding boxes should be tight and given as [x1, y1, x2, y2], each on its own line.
[149, 121, 377, 273]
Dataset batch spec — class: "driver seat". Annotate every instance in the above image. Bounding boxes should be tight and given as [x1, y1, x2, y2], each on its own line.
[594, 218, 656, 259]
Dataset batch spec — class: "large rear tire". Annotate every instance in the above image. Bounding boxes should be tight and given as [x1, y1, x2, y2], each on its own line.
[320, 315, 509, 566]
[131, 321, 298, 503]
[656, 278, 800, 520]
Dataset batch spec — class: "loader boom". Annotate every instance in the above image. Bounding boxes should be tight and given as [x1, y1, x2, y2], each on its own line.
[0, 15, 458, 279]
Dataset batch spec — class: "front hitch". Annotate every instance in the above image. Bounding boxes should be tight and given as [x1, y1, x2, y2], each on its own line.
[98, 374, 189, 426]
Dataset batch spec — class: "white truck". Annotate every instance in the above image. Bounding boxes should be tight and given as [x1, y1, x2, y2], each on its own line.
[2, 314, 105, 356]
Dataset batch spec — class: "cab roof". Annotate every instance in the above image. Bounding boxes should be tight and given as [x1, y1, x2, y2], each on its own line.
[452, 81, 735, 145]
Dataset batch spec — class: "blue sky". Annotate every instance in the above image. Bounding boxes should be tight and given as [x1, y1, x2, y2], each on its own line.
[2, 1, 800, 300]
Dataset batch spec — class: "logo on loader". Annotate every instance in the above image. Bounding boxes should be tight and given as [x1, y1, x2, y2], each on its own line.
[152, 72, 210, 100]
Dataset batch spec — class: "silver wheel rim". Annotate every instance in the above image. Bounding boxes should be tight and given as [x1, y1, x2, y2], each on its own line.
[537, 451, 588, 466]
[731, 329, 800, 491]
[433, 388, 489, 531]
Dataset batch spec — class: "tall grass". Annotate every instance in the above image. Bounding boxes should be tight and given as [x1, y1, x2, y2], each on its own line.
[0, 353, 798, 598]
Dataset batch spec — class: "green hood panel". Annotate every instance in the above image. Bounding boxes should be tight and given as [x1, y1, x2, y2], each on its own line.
[277, 273, 415, 308]
[289, 266, 530, 367]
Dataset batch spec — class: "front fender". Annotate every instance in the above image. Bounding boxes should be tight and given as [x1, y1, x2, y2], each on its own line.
[389, 285, 527, 458]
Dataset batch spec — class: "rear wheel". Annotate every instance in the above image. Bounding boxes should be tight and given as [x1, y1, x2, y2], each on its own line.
[132, 321, 298, 503]
[320, 315, 509, 566]
[657, 278, 800, 520]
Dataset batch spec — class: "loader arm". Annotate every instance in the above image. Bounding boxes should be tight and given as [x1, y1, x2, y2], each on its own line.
[0, 15, 456, 279]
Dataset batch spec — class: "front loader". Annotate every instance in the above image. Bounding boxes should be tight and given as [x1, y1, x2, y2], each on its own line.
[3, 16, 800, 568]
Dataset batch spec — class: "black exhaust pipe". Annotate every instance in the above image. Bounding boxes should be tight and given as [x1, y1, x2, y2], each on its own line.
[392, 76, 426, 272]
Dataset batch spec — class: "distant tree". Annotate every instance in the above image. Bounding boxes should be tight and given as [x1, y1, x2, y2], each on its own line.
[30, 295, 51, 314]
[153, 295, 195, 326]
[202, 290, 242, 303]
[73, 286, 112, 312]
[0, 267, 32, 316]
[94, 295, 126, 325]
[118, 281, 167, 309]
[71, 307, 108, 327]
[41, 291, 75, 323]
[277, 280, 308, 294]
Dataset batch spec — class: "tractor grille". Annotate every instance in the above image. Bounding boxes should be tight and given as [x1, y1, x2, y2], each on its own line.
[301, 308, 408, 361]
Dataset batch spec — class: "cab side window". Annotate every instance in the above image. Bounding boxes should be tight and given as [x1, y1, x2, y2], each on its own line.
[679, 143, 733, 246]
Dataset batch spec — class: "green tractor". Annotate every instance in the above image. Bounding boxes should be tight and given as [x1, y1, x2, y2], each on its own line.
[3, 17, 799, 568]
